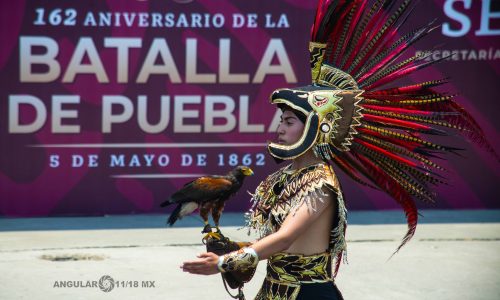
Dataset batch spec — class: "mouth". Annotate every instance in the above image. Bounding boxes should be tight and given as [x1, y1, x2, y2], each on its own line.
[277, 139, 285, 144]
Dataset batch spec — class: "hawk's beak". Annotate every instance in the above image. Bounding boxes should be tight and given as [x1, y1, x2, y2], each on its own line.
[243, 168, 254, 176]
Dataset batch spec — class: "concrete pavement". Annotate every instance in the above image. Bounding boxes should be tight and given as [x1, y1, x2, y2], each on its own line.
[0, 211, 499, 300]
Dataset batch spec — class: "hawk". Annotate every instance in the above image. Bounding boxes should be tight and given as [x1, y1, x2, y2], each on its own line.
[161, 166, 254, 233]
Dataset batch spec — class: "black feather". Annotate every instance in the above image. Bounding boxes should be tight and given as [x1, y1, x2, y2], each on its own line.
[167, 204, 182, 226]
[160, 198, 172, 207]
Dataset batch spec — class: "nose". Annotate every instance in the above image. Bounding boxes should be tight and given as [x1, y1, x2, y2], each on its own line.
[277, 123, 285, 135]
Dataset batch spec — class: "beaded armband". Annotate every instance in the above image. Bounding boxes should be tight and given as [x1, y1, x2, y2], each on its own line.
[217, 247, 259, 273]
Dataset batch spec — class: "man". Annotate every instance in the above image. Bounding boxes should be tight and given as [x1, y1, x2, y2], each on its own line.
[182, 106, 346, 299]
[180, 0, 494, 299]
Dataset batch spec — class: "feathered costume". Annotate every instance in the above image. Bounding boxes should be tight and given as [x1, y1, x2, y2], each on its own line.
[247, 163, 346, 299]
[265, 0, 496, 254]
[222, 1, 496, 299]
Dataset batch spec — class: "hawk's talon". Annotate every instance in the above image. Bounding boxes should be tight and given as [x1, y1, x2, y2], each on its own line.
[203, 232, 223, 240]
[201, 224, 213, 234]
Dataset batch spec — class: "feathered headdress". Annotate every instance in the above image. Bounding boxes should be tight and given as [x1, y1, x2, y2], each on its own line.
[267, 0, 497, 255]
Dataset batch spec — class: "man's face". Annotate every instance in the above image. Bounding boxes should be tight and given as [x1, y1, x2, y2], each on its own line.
[277, 110, 305, 145]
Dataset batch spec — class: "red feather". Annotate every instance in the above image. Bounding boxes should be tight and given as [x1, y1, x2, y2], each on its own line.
[357, 127, 421, 150]
[354, 138, 417, 167]
[353, 152, 418, 253]
[363, 114, 432, 131]
[368, 79, 449, 95]
[363, 104, 433, 116]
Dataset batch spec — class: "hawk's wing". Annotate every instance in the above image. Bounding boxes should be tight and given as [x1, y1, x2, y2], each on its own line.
[168, 176, 233, 205]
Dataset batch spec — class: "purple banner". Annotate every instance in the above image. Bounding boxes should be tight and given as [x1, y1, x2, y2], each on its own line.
[1, 0, 499, 217]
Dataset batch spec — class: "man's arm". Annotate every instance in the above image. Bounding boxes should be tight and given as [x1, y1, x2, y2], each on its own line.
[246, 188, 333, 260]
[181, 188, 334, 275]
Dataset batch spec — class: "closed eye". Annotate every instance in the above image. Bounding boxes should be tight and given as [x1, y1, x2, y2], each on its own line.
[284, 117, 296, 126]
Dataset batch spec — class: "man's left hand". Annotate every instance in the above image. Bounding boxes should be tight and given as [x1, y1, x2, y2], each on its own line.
[181, 252, 220, 275]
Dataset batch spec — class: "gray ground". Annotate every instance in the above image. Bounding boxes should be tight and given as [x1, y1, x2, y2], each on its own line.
[1, 210, 499, 300]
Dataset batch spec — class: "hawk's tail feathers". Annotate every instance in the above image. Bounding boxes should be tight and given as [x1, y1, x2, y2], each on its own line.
[167, 202, 199, 226]
[167, 204, 182, 226]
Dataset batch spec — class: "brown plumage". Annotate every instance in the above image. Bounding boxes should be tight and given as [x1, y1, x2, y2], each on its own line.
[160, 166, 253, 233]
